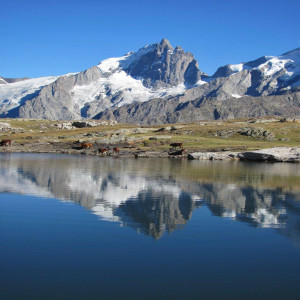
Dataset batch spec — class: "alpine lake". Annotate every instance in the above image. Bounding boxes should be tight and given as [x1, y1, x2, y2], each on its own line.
[1, 153, 300, 300]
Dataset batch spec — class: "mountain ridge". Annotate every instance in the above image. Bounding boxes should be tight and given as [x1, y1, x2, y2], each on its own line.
[1, 39, 300, 123]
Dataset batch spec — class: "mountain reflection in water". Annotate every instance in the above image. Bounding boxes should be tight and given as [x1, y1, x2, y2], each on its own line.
[1, 153, 300, 241]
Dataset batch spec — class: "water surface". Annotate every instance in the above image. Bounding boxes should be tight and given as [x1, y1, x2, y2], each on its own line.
[1, 153, 300, 299]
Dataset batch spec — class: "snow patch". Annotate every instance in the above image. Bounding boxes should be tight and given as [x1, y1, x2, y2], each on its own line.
[0, 75, 59, 108]
[98, 57, 123, 73]
[230, 63, 244, 72]
[97, 44, 156, 73]
[253, 49, 300, 81]
[224, 48, 300, 89]
[195, 79, 208, 86]
[258, 58, 287, 77]
[71, 70, 186, 109]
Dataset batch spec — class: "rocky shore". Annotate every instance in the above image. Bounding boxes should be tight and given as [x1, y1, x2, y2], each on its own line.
[1, 142, 299, 162]
[188, 147, 300, 162]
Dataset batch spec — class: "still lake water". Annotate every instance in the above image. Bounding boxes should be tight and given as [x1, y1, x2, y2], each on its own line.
[1, 153, 300, 300]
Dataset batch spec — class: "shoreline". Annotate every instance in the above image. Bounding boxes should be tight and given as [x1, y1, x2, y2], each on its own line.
[1, 144, 300, 162]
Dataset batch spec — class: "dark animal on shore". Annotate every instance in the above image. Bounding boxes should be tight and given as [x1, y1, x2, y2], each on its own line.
[98, 147, 109, 155]
[168, 148, 186, 156]
[113, 146, 120, 154]
[0, 139, 12, 146]
[170, 142, 183, 149]
[80, 142, 93, 149]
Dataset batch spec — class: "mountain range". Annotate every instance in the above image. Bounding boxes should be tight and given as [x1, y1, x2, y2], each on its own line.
[1, 38, 300, 124]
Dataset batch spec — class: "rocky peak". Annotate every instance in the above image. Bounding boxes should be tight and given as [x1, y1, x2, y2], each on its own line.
[122, 39, 202, 88]
[159, 38, 173, 49]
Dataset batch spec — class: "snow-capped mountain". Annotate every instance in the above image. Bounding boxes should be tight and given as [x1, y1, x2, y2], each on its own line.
[212, 47, 300, 95]
[0, 76, 59, 114]
[0, 39, 204, 119]
[0, 39, 300, 122]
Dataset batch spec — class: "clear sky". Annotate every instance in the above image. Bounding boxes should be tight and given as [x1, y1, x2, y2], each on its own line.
[1, 0, 299, 78]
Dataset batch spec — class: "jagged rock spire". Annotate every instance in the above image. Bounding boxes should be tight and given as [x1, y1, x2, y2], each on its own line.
[160, 38, 173, 49]
[123, 38, 201, 88]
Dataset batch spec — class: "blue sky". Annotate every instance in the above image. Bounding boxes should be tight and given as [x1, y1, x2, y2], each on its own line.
[1, 0, 299, 78]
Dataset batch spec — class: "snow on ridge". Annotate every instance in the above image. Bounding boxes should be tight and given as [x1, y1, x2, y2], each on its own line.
[0, 77, 8, 84]
[258, 57, 288, 77]
[71, 69, 186, 110]
[97, 43, 156, 73]
[120, 44, 156, 69]
[224, 50, 300, 87]
[255, 48, 300, 78]
[229, 63, 244, 72]
[223, 48, 300, 82]
[97, 56, 124, 73]
[0, 75, 59, 107]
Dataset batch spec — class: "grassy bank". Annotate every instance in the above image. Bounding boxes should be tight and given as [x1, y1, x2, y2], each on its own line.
[0, 117, 299, 153]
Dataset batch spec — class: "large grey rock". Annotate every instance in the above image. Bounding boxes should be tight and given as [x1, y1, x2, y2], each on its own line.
[238, 147, 300, 162]
[188, 152, 240, 160]
[237, 127, 275, 140]
[72, 121, 99, 128]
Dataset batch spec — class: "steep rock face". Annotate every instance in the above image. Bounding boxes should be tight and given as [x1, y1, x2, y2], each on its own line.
[94, 91, 300, 124]
[17, 67, 103, 119]
[123, 39, 202, 88]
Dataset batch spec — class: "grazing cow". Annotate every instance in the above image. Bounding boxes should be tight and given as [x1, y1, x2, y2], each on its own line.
[0, 139, 12, 146]
[168, 148, 186, 156]
[80, 142, 93, 149]
[113, 146, 120, 154]
[98, 147, 109, 155]
[170, 142, 183, 149]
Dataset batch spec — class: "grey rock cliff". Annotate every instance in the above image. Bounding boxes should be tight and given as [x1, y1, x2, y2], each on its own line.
[122, 38, 202, 88]
[94, 91, 300, 124]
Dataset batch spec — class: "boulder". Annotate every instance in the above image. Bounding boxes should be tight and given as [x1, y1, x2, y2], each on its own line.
[215, 130, 235, 138]
[53, 122, 73, 129]
[188, 152, 240, 160]
[155, 127, 166, 132]
[237, 127, 275, 140]
[72, 121, 98, 128]
[238, 147, 300, 162]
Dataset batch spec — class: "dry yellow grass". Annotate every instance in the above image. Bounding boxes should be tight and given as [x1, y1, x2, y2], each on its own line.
[0, 117, 299, 152]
